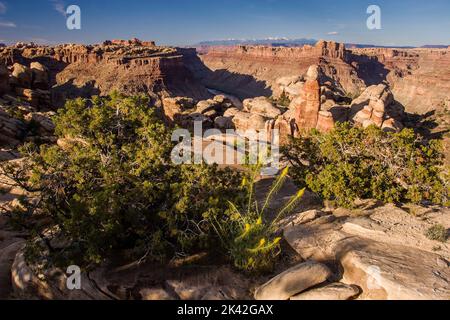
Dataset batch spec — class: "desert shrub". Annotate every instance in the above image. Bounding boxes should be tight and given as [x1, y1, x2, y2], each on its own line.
[3, 93, 244, 267]
[210, 164, 305, 274]
[277, 91, 291, 108]
[270, 91, 291, 108]
[283, 123, 449, 208]
[426, 224, 448, 242]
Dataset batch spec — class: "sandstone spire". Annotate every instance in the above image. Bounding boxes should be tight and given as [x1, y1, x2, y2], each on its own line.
[294, 65, 321, 131]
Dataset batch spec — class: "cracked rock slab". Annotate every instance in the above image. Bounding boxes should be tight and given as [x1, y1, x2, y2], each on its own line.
[254, 261, 332, 300]
[290, 282, 360, 300]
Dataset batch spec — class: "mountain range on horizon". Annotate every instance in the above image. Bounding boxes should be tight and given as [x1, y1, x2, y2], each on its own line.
[194, 38, 449, 49]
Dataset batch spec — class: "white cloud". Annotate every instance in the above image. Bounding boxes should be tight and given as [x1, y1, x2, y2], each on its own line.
[327, 31, 339, 35]
[0, 21, 16, 28]
[0, 2, 6, 14]
[50, 0, 67, 17]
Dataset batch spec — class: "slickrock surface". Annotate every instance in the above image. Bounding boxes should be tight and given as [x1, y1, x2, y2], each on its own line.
[283, 204, 450, 300]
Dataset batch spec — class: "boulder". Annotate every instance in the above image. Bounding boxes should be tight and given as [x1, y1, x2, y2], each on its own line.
[57, 137, 89, 150]
[162, 97, 195, 122]
[350, 84, 398, 129]
[11, 63, 32, 88]
[353, 105, 373, 123]
[223, 107, 240, 118]
[232, 111, 267, 131]
[30, 62, 50, 90]
[280, 209, 328, 226]
[321, 99, 336, 111]
[196, 99, 220, 114]
[164, 266, 249, 300]
[212, 94, 243, 110]
[290, 283, 360, 300]
[243, 97, 281, 119]
[254, 261, 332, 300]
[316, 111, 335, 132]
[371, 99, 386, 113]
[189, 113, 213, 129]
[275, 76, 304, 98]
[275, 75, 305, 98]
[203, 109, 218, 119]
[213, 95, 227, 104]
[201, 287, 232, 300]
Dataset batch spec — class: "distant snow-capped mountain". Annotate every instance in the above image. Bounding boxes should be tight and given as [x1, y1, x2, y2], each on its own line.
[195, 38, 317, 47]
[194, 38, 448, 49]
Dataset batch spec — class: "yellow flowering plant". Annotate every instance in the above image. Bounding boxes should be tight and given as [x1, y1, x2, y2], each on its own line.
[211, 161, 305, 274]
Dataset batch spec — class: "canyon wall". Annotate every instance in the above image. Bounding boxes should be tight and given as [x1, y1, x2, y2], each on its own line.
[0, 41, 210, 107]
[191, 41, 364, 100]
[196, 41, 450, 114]
[1, 40, 448, 115]
[351, 48, 450, 114]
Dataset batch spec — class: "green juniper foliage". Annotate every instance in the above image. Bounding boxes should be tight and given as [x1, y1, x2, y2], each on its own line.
[277, 90, 291, 108]
[4, 93, 244, 267]
[283, 123, 449, 208]
[270, 91, 291, 108]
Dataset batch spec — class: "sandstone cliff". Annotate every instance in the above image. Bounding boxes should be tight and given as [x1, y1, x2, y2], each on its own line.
[0, 41, 210, 107]
[192, 41, 365, 100]
[195, 41, 450, 115]
[352, 47, 450, 114]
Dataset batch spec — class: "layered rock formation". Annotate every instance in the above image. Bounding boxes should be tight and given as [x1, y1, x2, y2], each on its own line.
[195, 41, 450, 115]
[0, 40, 210, 108]
[2, 39, 447, 117]
[352, 47, 450, 114]
[9, 61, 51, 107]
[192, 41, 365, 100]
[161, 63, 405, 147]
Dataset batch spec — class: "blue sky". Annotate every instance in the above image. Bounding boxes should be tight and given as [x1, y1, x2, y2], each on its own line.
[0, 0, 449, 46]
